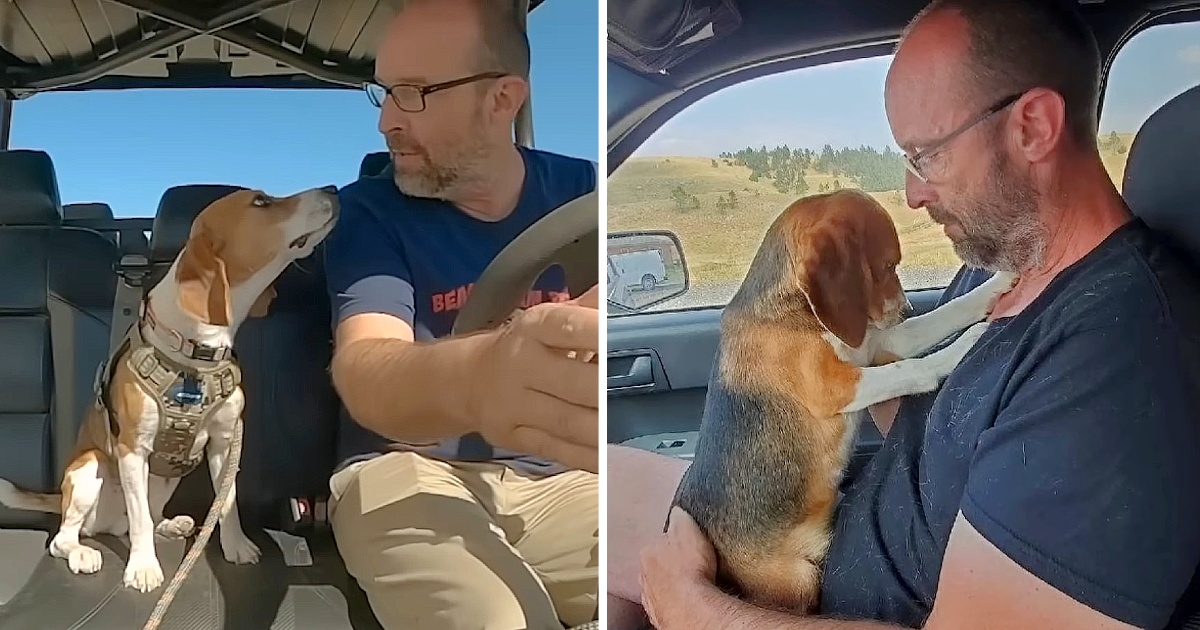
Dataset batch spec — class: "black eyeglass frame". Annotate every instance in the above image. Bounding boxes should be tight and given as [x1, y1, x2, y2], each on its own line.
[364, 71, 509, 112]
[903, 91, 1025, 182]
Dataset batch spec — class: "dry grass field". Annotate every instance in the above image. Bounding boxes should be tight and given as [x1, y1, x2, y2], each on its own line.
[608, 133, 1135, 302]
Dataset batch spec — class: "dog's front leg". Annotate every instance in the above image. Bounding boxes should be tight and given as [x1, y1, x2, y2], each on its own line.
[842, 320, 990, 413]
[115, 444, 164, 592]
[206, 421, 261, 565]
[879, 271, 1017, 359]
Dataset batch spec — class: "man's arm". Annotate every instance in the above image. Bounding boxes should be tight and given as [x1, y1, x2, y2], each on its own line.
[652, 513, 1135, 630]
[652, 513, 1133, 630]
[330, 313, 478, 441]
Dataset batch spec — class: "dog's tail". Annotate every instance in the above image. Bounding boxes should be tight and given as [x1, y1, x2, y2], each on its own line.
[0, 478, 61, 513]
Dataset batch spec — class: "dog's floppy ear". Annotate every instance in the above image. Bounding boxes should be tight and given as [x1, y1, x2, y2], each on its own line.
[248, 284, 277, 318]
[175, 221, 233, 326]
[797, 228, 870, 349]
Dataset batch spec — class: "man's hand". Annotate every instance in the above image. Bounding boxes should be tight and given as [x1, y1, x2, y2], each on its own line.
[641, 507, 720, 629]
[467, 284, 600, 472]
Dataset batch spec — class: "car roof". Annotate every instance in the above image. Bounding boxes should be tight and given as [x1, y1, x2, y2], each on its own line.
[606, 0, 1200, 169]
[0, 0, 546, 97]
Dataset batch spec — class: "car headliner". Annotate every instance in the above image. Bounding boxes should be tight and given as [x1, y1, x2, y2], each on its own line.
[606, 0, 1200, 172]
[0, 0, 546, 96]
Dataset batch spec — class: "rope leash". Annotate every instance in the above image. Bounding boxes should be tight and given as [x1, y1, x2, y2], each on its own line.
[141, 419, 244, 630]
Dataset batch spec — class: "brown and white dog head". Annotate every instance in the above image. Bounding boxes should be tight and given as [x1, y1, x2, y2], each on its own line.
[174, 186, 339, 328]
[736, 188, 908, 349]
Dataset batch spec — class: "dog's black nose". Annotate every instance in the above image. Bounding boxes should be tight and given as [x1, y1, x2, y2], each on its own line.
[321, 185, 338, 195]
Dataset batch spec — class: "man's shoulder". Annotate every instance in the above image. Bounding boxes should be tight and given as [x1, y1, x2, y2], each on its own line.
[521, 147, 598, 196]
[337, 174, 403, 210]
[1047, 219, 1200, 332]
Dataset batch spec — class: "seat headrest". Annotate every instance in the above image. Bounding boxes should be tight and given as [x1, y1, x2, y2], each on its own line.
[63, 202, 114, 223]
[1124, 85, 1200, 261]
[149, 184, 245, 264]
[0, 150, 63, 226]
[359, 152, 391, 179]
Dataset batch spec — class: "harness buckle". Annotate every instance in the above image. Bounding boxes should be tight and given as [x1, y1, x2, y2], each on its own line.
[171, 373, 204, 407]
[191, 344, 220, 362]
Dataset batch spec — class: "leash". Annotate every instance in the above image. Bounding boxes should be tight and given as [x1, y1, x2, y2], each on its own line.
[140, 418, 244, 630]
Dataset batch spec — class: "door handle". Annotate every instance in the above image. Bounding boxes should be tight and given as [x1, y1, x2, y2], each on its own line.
[608, 354, 654, 390]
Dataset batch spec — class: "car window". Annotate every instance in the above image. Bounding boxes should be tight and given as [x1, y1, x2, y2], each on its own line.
[606, 54, 965, 315]
[608, 18, 1200, 316]
[6, 0, 597, 221]
[8, 88, 381, 218]
[1098, 20, 1200, 191]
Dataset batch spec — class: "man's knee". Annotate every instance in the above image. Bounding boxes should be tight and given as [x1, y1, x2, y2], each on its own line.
[332, 487, 563, 629]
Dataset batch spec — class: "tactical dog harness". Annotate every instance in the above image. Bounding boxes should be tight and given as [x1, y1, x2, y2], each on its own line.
[96, 301, 241, 478]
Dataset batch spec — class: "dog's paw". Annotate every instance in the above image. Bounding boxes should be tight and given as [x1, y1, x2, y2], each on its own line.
[68, 546, 103, 575]
[924, 321, 990, 378]
[981, 271, 1020, 312]
[155, 515, 195, 540]
[123, 554, 164, 593]
[948, 321, 990, 358]
[220, 532, 261, 565]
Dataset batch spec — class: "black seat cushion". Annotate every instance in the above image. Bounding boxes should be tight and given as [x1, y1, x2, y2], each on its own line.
[1123, 84, 1200, 630]
[0, 151, 117, 525]
[358, 152, 390, 179]
[149, 184, 243, 265]
[1124, 85, 1200, 263]
[0, 151, 61, 227]
[62, 203, 113, 223]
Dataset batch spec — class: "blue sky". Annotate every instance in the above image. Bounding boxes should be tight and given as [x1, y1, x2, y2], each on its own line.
[634, 21, 1200, 158]
[8, 0, 599, 218]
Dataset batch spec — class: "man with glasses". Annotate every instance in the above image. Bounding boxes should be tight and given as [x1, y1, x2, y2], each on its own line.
[321, 1, 599, 629]
[611, 0, 1200, 629]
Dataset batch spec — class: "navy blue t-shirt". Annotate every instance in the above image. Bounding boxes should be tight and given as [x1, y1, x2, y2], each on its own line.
[323, 146, 597, 473]
[819, 218, 1200, 629]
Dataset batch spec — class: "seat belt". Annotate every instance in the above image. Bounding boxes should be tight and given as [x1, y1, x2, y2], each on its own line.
[109, 251, 151, 357]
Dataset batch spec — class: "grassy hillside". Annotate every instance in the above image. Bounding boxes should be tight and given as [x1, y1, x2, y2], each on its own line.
[609, 133, 1136, 292]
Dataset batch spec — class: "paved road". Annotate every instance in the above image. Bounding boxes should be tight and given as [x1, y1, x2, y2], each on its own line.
[608, 267, 959, 315]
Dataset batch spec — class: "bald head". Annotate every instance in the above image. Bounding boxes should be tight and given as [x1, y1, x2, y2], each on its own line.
[894, 0, 1101, 147]
[380, 0, 530, 80]
[371, 0, 532, 201]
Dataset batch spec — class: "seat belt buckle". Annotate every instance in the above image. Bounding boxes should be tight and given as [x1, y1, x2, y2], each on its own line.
[115, 254, 151, 288]
[282, 495, 330, 533]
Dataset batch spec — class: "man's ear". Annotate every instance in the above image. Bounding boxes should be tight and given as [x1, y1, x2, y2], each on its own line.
[248, 284, 277, 318]
[175, 223, 233, 326]
[490, 76, 529, 123]
[797, 229, 870, 349]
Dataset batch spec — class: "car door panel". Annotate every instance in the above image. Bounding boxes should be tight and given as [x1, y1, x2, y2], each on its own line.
[607, 285, 949, 479]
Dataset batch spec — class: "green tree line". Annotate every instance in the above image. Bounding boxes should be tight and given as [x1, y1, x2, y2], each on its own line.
[718, 143, 907, 193]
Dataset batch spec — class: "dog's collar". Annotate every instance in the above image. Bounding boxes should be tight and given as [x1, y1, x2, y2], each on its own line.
[140, 300, 233, 363]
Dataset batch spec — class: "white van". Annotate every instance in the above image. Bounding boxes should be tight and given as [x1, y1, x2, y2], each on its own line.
[611, 249, 669, 291]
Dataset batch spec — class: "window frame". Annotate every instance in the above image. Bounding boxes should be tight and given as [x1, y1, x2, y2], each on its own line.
[605, 7, 1200, 318]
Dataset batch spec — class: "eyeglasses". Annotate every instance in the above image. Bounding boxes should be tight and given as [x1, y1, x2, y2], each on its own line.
[903, 92, 1024, 183]
[364, 72, 508, 113]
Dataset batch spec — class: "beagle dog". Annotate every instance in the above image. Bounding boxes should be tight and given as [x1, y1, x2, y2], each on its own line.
[671, 188, 1016, 613]
[0, 186, 339, 592]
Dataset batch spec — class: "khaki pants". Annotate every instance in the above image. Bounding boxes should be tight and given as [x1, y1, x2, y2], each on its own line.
[328, 450, 599, 630]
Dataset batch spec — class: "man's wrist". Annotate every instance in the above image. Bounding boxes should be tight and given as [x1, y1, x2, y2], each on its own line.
[688, 580, 738, 630]
[443, 330, 490, 428]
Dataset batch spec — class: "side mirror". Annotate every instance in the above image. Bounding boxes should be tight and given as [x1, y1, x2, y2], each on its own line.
[607, 230, 689, 313]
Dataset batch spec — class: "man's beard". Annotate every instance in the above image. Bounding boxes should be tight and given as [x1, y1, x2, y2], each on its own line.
[387, 114, 491, 200]
[928, 153, 1046, 273]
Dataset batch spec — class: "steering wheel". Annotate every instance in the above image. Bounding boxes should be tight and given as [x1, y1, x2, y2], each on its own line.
[452, 189, 599, 335]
